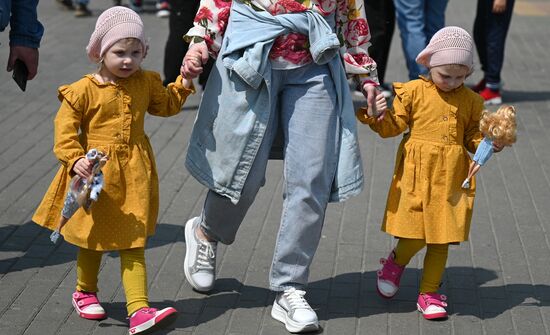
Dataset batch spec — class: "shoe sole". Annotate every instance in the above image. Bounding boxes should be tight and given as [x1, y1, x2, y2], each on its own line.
[129, 308, 178, 335]
[184, 218, 212, 293]
[484, 97, 502, 105]
[416, 303, 448, 320]
[271, 301, 319, 333]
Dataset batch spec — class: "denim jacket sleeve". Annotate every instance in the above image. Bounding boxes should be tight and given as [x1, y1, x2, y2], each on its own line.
[4, 0, 44, 48]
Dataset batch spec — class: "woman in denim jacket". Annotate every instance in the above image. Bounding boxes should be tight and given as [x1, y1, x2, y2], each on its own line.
[180, 0, 381, 332]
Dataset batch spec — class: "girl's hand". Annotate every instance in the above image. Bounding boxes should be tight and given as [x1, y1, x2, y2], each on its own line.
[493, 141, 505, 153]
[181, 76, 193, 89]
[492, 0, 506, 13]
[73, 158, 93, 179]
[181, 42, 209, 80]
[374, 93, 387, 120]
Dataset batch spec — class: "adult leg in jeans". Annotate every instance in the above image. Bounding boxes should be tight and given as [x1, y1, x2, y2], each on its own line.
[473, 0, 490, 76]
[269, 63, 339, 291]
[394, 0, 427, 80]
[200, 91, 280, 245]
[424, 0, 448, 41]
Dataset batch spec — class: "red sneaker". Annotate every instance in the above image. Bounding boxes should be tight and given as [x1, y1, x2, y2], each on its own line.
[129, 307, 177, 334]
[471, 78, 486, 93]
[72, 291, 107, 320]
[376, 250, 405, 299]
[479, 87, 502, 105]
[417, 292, 448, 320]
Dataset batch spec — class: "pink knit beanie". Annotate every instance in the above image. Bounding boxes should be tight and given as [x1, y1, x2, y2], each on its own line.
[86, 6, 146, 63]
[416, 26, 474, 70]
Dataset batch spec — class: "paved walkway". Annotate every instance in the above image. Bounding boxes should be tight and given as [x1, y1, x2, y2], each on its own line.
[1, 0, 550, 334]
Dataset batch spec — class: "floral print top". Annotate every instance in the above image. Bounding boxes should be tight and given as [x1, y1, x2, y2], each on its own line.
[186, 0, 378, 85]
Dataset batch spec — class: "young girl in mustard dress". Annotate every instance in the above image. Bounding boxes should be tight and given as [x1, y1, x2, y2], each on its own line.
[32, 7, 194, 335]
[356, 26, 507, 320]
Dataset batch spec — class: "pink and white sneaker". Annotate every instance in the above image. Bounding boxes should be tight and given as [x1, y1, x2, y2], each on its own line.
[376, 250, 405, 298]
[72, 291, 107, 320]
[417, 292, 448, 320]
[129, 307, 178, 334]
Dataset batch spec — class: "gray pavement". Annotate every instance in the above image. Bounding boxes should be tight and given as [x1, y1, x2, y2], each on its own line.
[1, 0, 550, 334]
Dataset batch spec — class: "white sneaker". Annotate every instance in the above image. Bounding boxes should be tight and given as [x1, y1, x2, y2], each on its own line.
[271, 288, 319, 333]
[184, 217, 217, 292]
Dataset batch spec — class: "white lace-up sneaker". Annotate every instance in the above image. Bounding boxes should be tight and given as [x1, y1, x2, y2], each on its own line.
[271, 288, 319, 333]
[184, 217, 217, 292]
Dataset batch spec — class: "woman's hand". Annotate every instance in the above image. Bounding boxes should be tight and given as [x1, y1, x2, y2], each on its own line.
[181, 42, 209, 79]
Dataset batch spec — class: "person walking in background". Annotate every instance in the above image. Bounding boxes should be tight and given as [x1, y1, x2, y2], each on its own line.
[162, 0, 212, 87]
[357, 26, 507, 320]
[0, 0, 44, 81]
[56, 0, 92, 17]
[364, 0, 395, 98]
[472, 0, 515, 105]
[180, 0, 380, 331]
[393, 0, 449, 80]
[32, 7, 195, 334]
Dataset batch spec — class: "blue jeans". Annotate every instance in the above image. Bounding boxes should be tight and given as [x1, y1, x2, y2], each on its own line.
[200, 62, 340, 291]
[394, 0, 448, 80]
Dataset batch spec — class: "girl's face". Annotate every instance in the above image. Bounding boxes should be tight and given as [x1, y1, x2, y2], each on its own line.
[430, 65, 470, 92]
[100, 38, 144, 81]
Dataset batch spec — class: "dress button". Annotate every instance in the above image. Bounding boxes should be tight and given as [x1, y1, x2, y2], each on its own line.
[443, 136, 448, 141]
[443, 116, 448, 121]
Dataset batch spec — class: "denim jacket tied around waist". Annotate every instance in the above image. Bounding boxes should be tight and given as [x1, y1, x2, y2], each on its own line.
[185, 0, 364, 204]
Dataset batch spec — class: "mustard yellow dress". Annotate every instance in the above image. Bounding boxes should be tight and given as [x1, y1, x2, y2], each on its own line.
[357, 77, 484, 243]
[33, 70, 194, 251]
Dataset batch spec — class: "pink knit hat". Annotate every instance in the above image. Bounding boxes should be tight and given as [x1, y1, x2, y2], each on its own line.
[416, 26, 474, 70]
[86, 6, 146, 63]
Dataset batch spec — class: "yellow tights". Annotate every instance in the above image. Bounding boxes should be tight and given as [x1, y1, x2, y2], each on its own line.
[393, 238, 449, 293]
[76, 247, 149, 316]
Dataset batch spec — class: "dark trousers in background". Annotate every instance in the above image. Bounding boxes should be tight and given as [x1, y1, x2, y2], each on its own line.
[163, 0, 213, 87]
[473, 0, 515, 85]
[364, 0, 395, 85]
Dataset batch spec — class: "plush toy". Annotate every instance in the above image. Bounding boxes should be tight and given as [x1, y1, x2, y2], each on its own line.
[50, 149, 109, 243]
[462, 105, 517, 189]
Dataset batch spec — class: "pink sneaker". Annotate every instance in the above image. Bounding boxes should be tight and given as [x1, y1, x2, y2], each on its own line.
[376, 250, 405, 298]
[72, 291, 107, 320]
[417, 292, 448, 320]
[129, 307, 178, 334]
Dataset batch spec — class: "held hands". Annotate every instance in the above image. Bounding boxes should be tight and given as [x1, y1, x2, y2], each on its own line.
[363, 83, 387, 120]
[181, 42, 209, 80]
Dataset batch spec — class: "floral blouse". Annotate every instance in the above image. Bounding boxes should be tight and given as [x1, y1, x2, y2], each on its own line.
[185, 0, 379, 85]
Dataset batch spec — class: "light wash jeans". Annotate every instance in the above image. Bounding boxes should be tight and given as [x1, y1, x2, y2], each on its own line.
[200, 62, 340, 291]
[394, 0, 448, 79]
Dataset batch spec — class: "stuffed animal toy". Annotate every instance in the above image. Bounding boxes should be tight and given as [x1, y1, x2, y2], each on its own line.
[462, 105, 517, 189]
[50, 149, 109, 243]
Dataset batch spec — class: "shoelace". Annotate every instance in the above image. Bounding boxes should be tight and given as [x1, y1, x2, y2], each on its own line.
[284, 288, 311, 311]
[196, 240, 216, 270]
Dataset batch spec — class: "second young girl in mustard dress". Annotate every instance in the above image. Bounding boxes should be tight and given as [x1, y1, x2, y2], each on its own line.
[357, 26, 509, 320]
